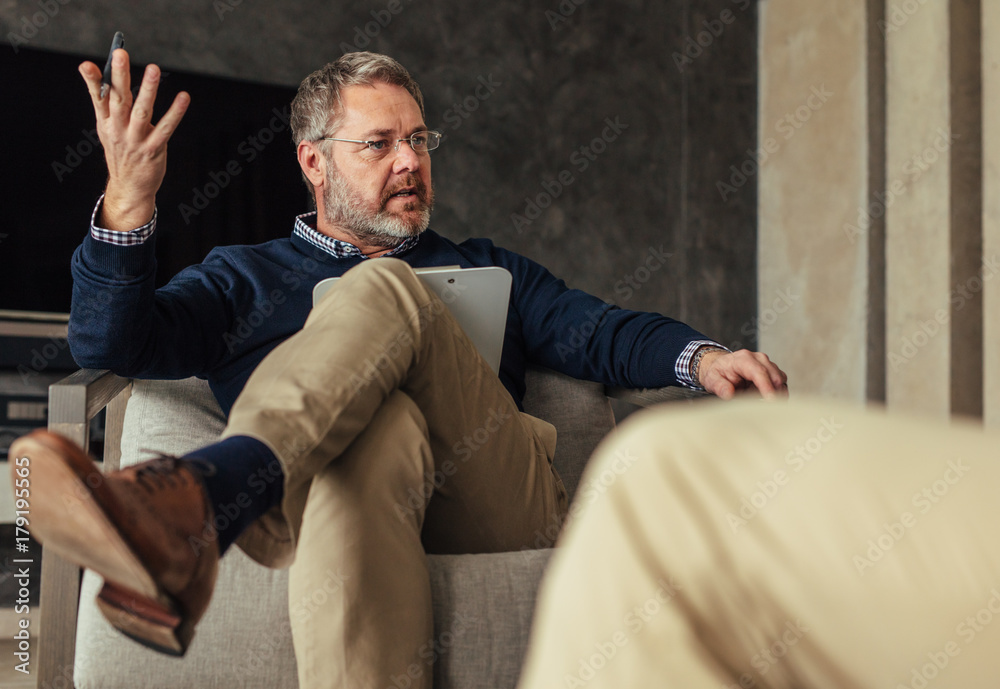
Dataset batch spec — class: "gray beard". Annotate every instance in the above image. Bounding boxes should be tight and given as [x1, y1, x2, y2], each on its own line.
[322, 163, 433, 249]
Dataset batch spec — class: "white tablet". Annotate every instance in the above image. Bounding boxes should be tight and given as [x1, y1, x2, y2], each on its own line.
[312, 266, 512, 374]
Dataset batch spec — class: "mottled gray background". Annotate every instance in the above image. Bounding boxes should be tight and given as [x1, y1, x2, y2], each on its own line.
[1, 0, 757, 346]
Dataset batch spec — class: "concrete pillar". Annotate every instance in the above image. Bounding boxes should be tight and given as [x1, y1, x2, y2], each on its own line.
[984, 1, 1000, 427]
[884, 0, 981, 418]
[758, 0, 873, 402]
[759, 0, 985, 418]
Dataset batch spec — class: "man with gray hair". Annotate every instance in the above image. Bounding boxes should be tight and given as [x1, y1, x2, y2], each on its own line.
[13, 49, 785, 688]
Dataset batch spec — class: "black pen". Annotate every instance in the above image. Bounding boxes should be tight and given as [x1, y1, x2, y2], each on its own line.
[100, 32, 125, 99]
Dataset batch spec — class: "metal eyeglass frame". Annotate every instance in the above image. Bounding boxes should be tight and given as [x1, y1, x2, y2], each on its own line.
[317, 130, 442, 153]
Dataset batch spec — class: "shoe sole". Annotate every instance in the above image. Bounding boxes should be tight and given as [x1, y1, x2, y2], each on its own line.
[10, 431, 192, 655]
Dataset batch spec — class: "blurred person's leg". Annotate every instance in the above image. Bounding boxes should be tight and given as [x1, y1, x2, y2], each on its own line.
[518, 398, 1000, 689]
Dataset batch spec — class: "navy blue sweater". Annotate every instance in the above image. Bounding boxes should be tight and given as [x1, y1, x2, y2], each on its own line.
[69, 227, 709, 416]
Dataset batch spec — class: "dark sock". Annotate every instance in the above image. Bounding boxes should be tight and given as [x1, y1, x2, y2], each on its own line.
[180, 435, 285, 555]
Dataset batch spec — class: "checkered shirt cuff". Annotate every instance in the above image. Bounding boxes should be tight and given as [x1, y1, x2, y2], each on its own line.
[675, 340, 730, 390]
[89, 194, 157, 245]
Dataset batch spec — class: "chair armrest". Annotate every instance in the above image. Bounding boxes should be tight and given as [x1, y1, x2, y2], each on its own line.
[48, 368, 131, 455]
[605, 385, 709, 407]
[38, 369, 131, 689]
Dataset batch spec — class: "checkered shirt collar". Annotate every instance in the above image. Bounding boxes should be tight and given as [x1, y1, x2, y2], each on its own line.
[292, 212, 418, 259]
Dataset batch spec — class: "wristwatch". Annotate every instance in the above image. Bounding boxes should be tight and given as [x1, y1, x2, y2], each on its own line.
[690, 346, 727, 389]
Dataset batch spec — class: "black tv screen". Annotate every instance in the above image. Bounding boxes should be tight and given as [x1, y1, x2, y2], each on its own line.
[0, 46, 308, 314]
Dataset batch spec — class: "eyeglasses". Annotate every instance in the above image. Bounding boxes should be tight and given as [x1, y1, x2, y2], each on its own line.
[318, 131, 442, 158]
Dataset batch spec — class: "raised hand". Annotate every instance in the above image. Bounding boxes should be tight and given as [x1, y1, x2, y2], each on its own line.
[78, 48, 190, 231]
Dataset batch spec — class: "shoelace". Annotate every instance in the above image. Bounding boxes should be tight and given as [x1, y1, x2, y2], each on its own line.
[133, 456, 217, 492]
[133, 458, 184, 492]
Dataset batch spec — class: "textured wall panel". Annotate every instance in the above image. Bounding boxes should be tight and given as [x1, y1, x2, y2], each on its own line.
[1, 0, 757, 345]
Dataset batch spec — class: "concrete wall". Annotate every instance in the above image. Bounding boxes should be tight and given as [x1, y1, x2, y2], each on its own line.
[1, 0, 760, 345]
[0, 0, 762, 522]
[758, 0, 872, 401]
[760, 0, 992, 422]
[885, 0, 982, 418]
[984, 0, 1000, 426]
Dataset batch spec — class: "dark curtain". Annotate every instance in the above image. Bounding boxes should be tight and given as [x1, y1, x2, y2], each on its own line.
[0, 46, 306, 313]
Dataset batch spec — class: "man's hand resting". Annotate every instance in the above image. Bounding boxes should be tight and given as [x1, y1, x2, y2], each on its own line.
[78, 48, 190, 231]
[697, 349, 788, 400]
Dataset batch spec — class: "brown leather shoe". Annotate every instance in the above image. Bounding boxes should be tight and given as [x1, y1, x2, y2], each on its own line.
[9, 429, 219, 656]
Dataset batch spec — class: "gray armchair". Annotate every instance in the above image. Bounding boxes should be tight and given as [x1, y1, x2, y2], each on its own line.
[38, 366, 703, 689]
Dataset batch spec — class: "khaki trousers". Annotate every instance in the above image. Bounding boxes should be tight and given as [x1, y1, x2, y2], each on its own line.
[220, 259, 568, 689]
[518, 398, 1000, 689]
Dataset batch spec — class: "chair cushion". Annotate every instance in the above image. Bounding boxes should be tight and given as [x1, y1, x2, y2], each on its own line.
[75, 369, 613, 689]
[76, 548, 299, 689]
[75, 376, 299, 688]
[522, 367, 614, 500]
[428, 550, 552, 689]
